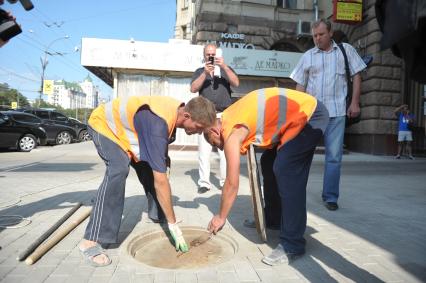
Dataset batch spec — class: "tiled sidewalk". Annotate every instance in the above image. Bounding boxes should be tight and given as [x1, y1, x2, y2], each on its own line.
[0, 142, 425, 282]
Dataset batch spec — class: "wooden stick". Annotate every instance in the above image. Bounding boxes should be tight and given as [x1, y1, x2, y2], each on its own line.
[25, 207, 92, 265]
[247, 145, 267, 242]
[17, 202, 82, 261]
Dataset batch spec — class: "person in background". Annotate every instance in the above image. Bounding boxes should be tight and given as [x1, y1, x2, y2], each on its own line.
[79, 95, 216, 267]
[290, 19, 366, 211]
[204, 87, 329, 266]
[394, 104, 415, 159]
[190, 43, 239, 194]
[0, 7, 16, 48]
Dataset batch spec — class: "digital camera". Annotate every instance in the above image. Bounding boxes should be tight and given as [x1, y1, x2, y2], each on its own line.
[0, 0, 34, 42]
[0, 8, 22, 41]
[208, 56, 214, 65]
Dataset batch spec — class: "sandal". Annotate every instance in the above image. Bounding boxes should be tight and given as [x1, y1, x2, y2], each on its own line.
[79, 243, 111, 267]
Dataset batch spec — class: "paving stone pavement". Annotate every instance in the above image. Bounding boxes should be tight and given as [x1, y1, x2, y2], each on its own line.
[0, 142, 425, 282]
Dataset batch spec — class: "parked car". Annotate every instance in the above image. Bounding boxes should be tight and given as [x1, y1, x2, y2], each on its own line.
[0, 111, 47, 152]
[68, 117, 91, 141]
[23, 109, 90, 142]
[1, 111, 77, 146]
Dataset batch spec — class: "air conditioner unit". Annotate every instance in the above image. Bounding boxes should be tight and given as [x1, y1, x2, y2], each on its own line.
[297, 20, 312, 37]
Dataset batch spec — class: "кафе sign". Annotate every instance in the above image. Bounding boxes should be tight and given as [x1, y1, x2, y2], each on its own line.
[208, 32, 255, 49]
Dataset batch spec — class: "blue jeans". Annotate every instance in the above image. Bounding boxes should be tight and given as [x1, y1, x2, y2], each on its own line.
[322, 116, 346, 203]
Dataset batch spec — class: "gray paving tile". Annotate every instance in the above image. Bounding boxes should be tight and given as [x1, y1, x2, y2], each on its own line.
[217, 271, 239, 283]
[233, 259, 260, 282]
[195, 269, 218, 283]
[153, 271, 175, 283]
[130, 273, 154, 283]
[1, 144, 425, 283]
[175, 272, 197, 283]
[0, 275, 25, 283]
[43, 275, 69, 283]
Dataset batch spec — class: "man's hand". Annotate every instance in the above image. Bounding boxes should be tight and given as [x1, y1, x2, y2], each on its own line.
[204, 61, 214, 76]
[215, 57, 225, 69]
[167, 222, 188, 252]
[208, 215, 226, 234]
[347, 102, 360, 118]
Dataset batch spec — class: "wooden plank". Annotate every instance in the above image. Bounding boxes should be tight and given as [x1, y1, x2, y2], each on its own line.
[246, 145, 267, 242]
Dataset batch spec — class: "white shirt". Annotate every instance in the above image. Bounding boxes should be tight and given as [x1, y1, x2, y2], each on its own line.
[290, 41, 366, 117]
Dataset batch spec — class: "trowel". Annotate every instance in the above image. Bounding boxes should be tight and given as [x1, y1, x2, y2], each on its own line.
[190, 232, 213, 247]
[177, 232, 213, 257]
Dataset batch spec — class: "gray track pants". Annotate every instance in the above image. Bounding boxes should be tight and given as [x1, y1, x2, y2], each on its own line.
[84, 127, 164, 244]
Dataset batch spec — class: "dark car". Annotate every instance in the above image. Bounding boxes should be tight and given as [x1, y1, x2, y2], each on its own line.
[0, 111, 47, 152]
[2, 111, 77, 146]
[24, 109, 90, 142]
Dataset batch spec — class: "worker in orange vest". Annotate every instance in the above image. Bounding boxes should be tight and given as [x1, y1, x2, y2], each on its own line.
[79, 95, 216, 267]
[204, 87, 329, 266]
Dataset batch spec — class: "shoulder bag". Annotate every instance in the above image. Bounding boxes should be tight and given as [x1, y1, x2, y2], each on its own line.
[337, 43, 361, 126]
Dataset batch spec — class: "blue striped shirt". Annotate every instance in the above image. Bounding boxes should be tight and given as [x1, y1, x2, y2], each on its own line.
[290, 41, 366, 117]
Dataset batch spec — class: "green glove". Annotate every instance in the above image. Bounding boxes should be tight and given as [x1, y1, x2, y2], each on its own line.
[167, 222, 189, 252]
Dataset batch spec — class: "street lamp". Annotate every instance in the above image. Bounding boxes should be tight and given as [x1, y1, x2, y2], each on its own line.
[38, 35, 69, 107]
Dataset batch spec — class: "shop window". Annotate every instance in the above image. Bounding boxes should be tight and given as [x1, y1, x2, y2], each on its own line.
[277, 0, 297, 9]
[182, 25, 187, 39]
[182, 0, 189, 9]
[286, 0, 297, 9]
[270, 41, 301, 52]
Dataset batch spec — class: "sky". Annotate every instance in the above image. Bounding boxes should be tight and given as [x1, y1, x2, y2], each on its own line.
[0, 0, 176, 102]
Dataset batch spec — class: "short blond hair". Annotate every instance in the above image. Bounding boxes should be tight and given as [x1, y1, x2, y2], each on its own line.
[185, 96, 216, 127]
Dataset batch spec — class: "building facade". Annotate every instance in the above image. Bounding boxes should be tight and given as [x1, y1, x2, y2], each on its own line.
[79, 74, 99, 108]
[175, 0, 425, 155]
[47, 77, 99, 110]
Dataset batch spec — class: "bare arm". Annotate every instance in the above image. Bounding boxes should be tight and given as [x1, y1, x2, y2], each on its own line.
[153, 171, 176, 223]
[190, 63, 214, 93]
[394, 104, 407, 115]
[347, 73, 362, 118]
[190, 71, 207, 93]
[208, 126, 249, 234]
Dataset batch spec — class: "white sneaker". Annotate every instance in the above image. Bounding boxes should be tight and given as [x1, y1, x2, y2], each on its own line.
[261, 244, 304, 266]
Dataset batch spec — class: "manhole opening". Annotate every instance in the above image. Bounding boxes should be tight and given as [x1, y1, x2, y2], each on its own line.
[127, 226, 238, 269]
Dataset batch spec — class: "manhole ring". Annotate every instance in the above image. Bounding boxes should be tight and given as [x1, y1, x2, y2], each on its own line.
[127, 226, 238, 269]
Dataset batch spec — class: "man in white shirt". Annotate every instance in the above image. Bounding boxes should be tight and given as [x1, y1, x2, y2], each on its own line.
[290, 19, 366, 211]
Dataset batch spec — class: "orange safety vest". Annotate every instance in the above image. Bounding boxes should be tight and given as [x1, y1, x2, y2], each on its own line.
[221, 87, 317, 154]
[88, 96, 182, 161]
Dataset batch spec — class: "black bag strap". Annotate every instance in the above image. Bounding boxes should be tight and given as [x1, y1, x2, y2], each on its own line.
[337, 43, 352, 107]
[337, 43, 351, 83]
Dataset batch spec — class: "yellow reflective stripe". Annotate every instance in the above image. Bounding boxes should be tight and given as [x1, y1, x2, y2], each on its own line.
[105, 98, 140, 159]
[270, 88, 287, 143]
[105, 102, 117, 135]
[119, 98, 140, 159]
[254, 88, 288, 145]
[255, 89, 265, 144]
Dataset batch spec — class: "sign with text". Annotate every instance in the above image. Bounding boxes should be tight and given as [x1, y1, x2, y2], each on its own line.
[81, 38, 302, 78]
[209, 32, 255, 49]
[333, 0, 363, 24]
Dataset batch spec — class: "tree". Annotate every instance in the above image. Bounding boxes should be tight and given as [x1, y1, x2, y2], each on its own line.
[33, 99, 63, 110]
[0, 83, 30, 108]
